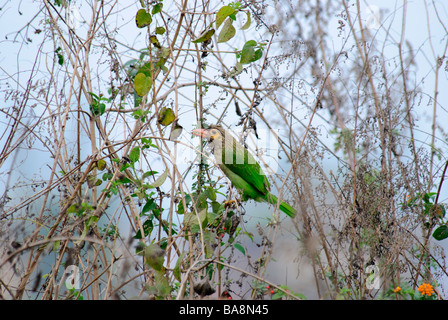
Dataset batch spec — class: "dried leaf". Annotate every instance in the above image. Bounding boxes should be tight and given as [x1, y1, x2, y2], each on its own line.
[193, 277, 215, 297]
[218, 18, 236, 43]
[173, 253, 185, 281]
[134, 73, 152, 96]
[192, 29, 215, 43]
[241, 11, 251, 30]
[149, 169, 168, 188]
[135, 9, 152, 28]
[157, 107, 175, 126]
[150, 35, 161, 48]
[169, 121, 183, 141]
[97, 159, 107, 171]
[144, 243, 165, 271]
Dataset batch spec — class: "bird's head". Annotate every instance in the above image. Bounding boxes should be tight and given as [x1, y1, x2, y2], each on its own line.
[192, 125, 225, 143]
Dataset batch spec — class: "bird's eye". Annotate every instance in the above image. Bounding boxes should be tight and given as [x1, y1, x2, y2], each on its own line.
[211, 129, 217, 135]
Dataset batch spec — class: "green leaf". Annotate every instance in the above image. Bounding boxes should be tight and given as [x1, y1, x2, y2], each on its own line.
[192, 192, 208, 212]
[177, 194, 191, 214]
[423, 192, 437, 203]
[272, 290, 284, 300]
[182, 211, 195, 229]
[134, 73, 152, 96]
[424, 203, 433, 215]
[173, 253, 185, 281]
[216, 6, 235, 29]
[144, 243, 165, 271]
[152, 3, 163, 14]
[97, 159, 107, 171]
[233, 243, 246, 255]
[87, 91, 100, 101]
[76, 215, 99, 245]
[134, 219, 154, 239]
[117, 176, 132, 184]
[142, 170, 158, 179]
[53, 240, 60, 252]
[240, 40, 257, 64]
[155, 26, 166, 35]
[137, 62, 152, 77]
[55, 47, 64, 65]
[191, 209, 208, 233]
[88, 93, 106, 116]
[136, 9, 152, 28]
[184, 208, 207, 232]
[92, 103, 105, 116]
[244, 231, 254, 242]
[86, 175, 102, 188]
[86, 215, 99, 228]
[244, 40, 257, 48]
[103, 172, 114, 181]
[87, 175, 97, 188]
[153, 272, 170, 297]
[204, 186, 216, 201]
[129, 147, 140, 164]
[254, 48, 263, 61]
[241, 11, 251, 30]
[102, 170, 112, 180]
[211, 201, 223, 214]
[206, 210, 220, 226]
[217, 18, 236, 43]
[203, 230, 217, 258]
[142, 198, 156, 214]
[157, 107, 175, 126]
[433, 225, 448, 241]
[192, 29, 215, 43]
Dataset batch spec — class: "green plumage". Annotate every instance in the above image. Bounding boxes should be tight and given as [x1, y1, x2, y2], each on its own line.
[193, 125, 296, 218]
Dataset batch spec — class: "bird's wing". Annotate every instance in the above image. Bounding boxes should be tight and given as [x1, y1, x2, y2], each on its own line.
[219, 135, 271, 195]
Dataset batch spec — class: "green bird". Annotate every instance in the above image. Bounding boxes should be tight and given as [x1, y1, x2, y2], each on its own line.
[192, 125, 296, 218]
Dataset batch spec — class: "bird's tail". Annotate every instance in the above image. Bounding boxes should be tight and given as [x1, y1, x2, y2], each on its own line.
[266, 193, 296, 218]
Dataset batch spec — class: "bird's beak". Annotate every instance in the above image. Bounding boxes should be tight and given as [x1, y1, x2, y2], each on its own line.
[192, 128, 210, 138]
